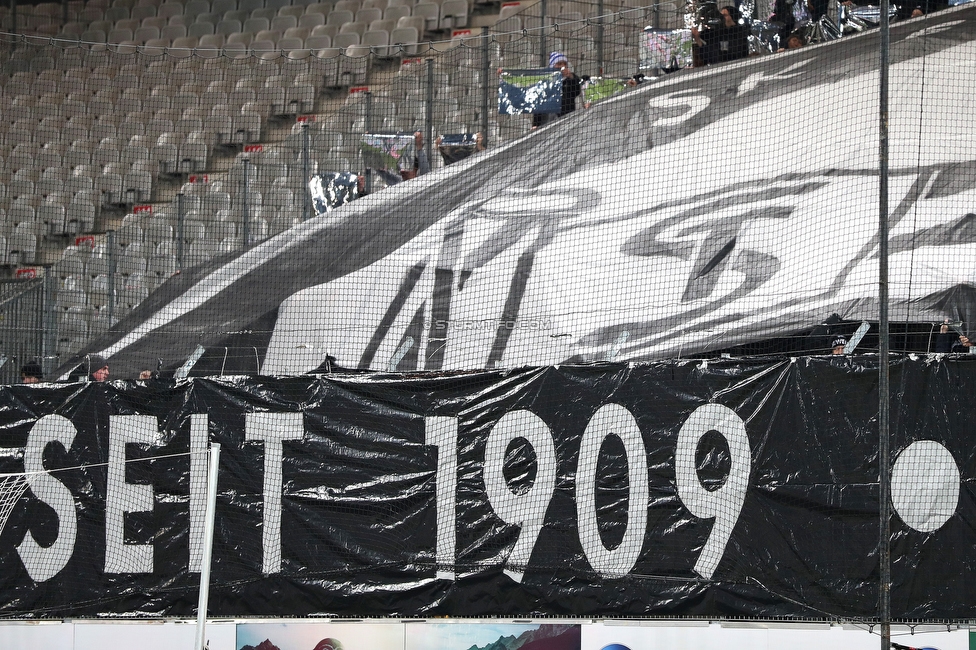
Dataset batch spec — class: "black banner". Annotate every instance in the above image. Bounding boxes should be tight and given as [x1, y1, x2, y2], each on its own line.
[1, 357, 975, 620]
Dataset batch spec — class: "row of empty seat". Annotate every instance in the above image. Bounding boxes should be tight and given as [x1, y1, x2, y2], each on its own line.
[1, 0, 651, 362]
[5, 0, 473, 51]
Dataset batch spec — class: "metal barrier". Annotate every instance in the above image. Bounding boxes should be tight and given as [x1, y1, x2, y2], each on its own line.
[0, 276, 55, 384]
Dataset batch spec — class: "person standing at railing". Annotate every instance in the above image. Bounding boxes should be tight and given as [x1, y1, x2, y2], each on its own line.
[67, 354, 110, 382]
[19, 362, 43, 384]
[400, 131, 431, 180]
[691, 6, 751, 65]
[88, 355, 110, 382]
[532, 52, 583, 129]
[769, 0, 798, 50]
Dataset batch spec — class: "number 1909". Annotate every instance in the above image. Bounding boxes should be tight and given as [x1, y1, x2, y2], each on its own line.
[426, 403, 751, 582]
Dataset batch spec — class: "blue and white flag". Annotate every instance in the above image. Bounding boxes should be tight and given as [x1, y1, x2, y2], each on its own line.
[498, 69, 563, 115]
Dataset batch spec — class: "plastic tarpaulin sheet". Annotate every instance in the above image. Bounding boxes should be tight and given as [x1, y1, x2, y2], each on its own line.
[2, 356, 976, 620]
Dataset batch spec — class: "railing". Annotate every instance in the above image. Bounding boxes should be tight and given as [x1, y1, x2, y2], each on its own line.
[0, 276, 55, 384]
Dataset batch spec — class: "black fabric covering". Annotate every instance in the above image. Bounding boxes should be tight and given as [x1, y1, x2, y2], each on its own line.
[2, 357, 976, 620]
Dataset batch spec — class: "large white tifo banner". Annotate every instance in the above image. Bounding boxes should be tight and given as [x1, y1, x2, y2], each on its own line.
[78, 7, 976, 379]
[0, 620, 970, 650]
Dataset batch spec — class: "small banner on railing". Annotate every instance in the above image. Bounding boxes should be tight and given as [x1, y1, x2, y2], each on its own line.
[437, 133, 480, 165]
[639, 28, 694, 70]
[309, 172, 359, 215]
[581, 77, 629, 106]
[361, 132, 417, 186]
[498, 69, 563, 115]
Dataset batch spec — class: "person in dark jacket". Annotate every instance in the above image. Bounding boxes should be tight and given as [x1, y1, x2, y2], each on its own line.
[20, 362, 43, 383]
[769, 0, 799, 49]
[692, 5, 751, 65]
[532, 51, 583, 128]
[68, 354, 110, 382]
[935, 320, 976, 353]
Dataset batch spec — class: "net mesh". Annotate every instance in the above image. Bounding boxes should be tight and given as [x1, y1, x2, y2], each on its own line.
[1, 0, 974, 621]
[0, 472, 31, 538]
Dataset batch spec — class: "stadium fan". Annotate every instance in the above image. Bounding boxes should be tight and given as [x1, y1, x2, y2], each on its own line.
[400, 131, 431, 180]
[532, 52, 583, 128]
[19, 362, 43, 384]
[68, 354, 110, 382]
[692, 5, 751, 65]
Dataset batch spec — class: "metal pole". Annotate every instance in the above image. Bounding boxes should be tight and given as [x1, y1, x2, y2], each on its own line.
[176, 192, 185, 271]
[878, 0, 891, 646]
[539, 0, 548, 67]
[301, 122, 311, 221]
[364, 90, 373, 134]
[193, 443, 221, 650]
[364, 91, 373, 194]
[596, 0, 605, 75]
[480, 27, 490, 148]
[242, 160, 250, 249]
[42, 269, 57, 374]
[106, 230, 116, 327]
[425, 59, 434, 165]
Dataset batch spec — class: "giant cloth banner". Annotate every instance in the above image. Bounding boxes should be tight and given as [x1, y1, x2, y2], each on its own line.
[1, 357, 974, 620]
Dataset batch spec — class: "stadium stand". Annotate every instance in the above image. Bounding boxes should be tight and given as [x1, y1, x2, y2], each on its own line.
[0, 0, 915, 369]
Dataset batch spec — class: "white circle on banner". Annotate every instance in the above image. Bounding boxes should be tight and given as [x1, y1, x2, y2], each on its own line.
[891, 440, 959, 533]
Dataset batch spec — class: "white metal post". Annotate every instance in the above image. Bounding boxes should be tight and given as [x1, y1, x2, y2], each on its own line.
[194, 443, 221, 650]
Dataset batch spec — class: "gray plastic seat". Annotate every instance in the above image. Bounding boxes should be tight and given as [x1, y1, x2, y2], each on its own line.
[189, 20, 216, 36]
[389, 26, 418, 54]
[271, 14, 297, 31]
[412, 2, 439, 31]
[243, 16, 270, 32]
[299, 12, 325, 27]
[212, 0, 238, 15]
[216, 18, 242, 34]
[122, 169, 153, 203]
[333, 31, 360, 48]
[327, 9, 354, 25]
[66, 200, 97, 234]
